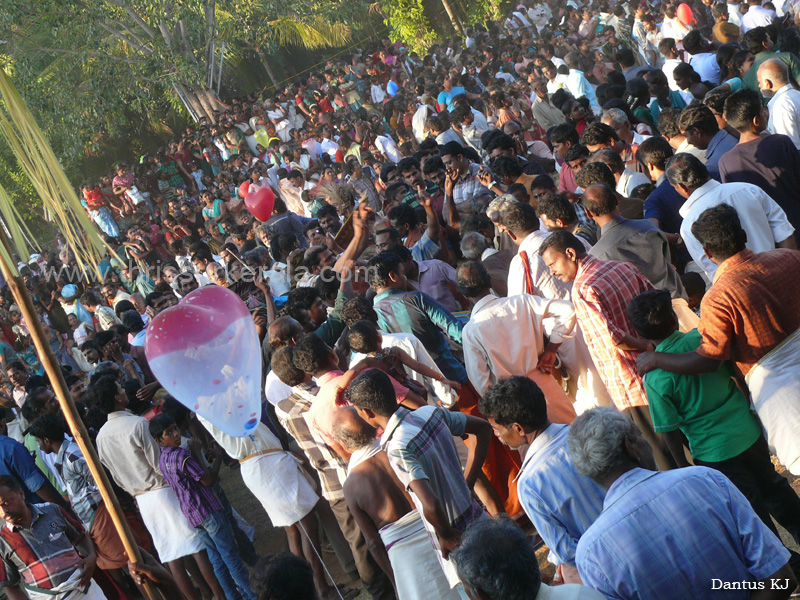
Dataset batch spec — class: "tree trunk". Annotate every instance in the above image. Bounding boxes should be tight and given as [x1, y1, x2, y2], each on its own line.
[195, 88, 217, 121]
[176, 83, 207, 121]
[440, 0, 463, 35]
[197, 88, 221, 122]
[258, 49, 280, 91]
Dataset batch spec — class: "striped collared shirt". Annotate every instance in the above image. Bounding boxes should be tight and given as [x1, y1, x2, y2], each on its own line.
[516, 424, 605, 566]
[275, 381, 348, 501]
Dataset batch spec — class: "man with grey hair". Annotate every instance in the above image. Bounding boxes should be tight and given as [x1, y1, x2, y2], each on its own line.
[452, 516, 605, 600]
[332, 407, 461, 600]
[459, 232, 511, 297]
[457, 261, 578, 423]
[569, 407, 797, 599]
[601, 107, 650, 146]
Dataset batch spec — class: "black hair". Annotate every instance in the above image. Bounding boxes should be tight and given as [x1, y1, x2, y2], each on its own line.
[348, 321, 382, 354]
[580, 122, 618, 147]
[340, 297, 379, 328]
[252, 554, 316, 600]
[743, 26, 771, 55]
[367, 251, 403, 290]
[636, 136, 673, 170]
[664, 152, 711, 189]
[26, 412, 68, 444]
[455, 261, 492, 297]
[723, 88, 763, 131]
[0, 475, 21, 493]
[575, 161, 615, 189]
[588, 148, 624, 173]
[691, 204, 748, 260]
[114, 299, 136, 318]
[538, 194, 578, 225]
[479, 376, 548, 430]
[484, 133, 516, 155]
[345, 369, 398, 417]
[160, 396, 192, 426]
[538, 230, 588, 257]
[627, 289, 677, 340]
[679, 104, 719, 136]
[86, 373, 121, 415]
[491, 155, 523, 179]
[564, 145, 590, 163]
[387, 204, 419, 229]
[550, 123, 580, 146]
[440, 140, 465, 159]
[148, 413, 176, 442]
[271, 346, 306, 387]
[292, 334, 333, 375]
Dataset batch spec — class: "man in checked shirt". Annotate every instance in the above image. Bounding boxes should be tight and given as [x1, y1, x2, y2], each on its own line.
[0, 475, 105, 600]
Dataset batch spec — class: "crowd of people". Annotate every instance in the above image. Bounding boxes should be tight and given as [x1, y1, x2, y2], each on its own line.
[1, 0, 800, 597]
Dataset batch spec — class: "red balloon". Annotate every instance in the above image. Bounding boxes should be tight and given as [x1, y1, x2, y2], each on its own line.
[677, 3, 693, 25]
[245, 186, 275, 221]
[238, 181, 251, 198]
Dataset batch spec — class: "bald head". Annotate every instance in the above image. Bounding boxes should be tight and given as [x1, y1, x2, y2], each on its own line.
[267, 316, 303, 349]
[331, 407, 377, 452]
[758, 59, 790, 95]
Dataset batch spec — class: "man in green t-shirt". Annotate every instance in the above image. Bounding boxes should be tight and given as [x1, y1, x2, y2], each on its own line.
[628, 289, 800, 556]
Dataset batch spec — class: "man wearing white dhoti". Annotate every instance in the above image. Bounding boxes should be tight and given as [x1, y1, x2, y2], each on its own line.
[197, 416, 345, 600]
[93, 375, 222, 600]
[332, 407, 460, 600]
[637, 204, 800, 475]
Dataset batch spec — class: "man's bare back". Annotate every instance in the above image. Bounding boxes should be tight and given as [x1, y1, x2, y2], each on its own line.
[344, 450, 413, 530]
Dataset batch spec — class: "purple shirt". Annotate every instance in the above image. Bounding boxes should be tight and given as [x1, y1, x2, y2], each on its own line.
[159, 446, 222, 527]
[414, 259, 460, 313]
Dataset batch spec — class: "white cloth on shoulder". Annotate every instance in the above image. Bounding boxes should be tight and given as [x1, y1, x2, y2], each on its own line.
[379, 509, 462, 600]
[135, 486, 204, 563]
[746, 326, 800, 475]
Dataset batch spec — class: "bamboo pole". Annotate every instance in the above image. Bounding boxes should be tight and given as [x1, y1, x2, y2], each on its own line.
[0, 227, 157, 600]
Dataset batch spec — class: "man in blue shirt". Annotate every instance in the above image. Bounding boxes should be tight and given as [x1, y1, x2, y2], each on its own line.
[679, 104, 737, 180]
[0, 435, 68, 509]
[569, 407, 796, 599]
[479, 376, 605, 585]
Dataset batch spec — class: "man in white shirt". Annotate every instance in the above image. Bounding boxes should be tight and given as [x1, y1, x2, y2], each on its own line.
[658, 38, 684, 92]
[457, 261, 578, 425]
[374, 131, 402, 164]
[665, 153, 796, 279]
[759, 59, 800, 149]
[564, 53, 601, 113]
[741, 0, 777, 31]
[588, 149, 651, 197]
[488, 195, 571, 300]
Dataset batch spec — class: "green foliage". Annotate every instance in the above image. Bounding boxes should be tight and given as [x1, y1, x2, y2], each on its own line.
[380, 0, 439, 51]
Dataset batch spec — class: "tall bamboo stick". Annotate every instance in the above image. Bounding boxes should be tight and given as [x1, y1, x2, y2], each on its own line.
[0, 227, 157, 600]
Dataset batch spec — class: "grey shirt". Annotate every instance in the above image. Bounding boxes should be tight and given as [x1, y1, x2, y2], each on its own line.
[589, 216, 686, 300]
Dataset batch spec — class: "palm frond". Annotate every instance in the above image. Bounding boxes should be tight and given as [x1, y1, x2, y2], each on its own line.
[0, 68, 105, 276]
[268, 17, 351, 49]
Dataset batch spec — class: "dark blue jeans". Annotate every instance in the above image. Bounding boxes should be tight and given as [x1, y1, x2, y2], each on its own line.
[196, 510, 256, 600]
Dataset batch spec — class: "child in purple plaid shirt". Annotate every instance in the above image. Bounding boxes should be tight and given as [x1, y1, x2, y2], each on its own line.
[150, 414, 256, 600]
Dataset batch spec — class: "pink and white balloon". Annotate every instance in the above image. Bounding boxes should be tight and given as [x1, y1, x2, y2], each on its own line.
[145, 286, 261, 437]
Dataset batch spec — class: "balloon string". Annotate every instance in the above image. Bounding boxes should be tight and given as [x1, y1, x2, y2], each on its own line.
[298, 519, 346, 600]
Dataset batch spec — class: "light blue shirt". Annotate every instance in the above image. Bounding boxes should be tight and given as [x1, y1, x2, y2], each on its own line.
[576, 467, 790, 600]
[566, 69, 599, 110]
[516, 424, 605, 567]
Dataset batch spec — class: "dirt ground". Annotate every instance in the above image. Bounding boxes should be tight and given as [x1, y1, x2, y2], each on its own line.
[217, 456, 800, 600]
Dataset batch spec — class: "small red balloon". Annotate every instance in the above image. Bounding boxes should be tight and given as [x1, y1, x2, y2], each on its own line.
[238, 181, 251, 198]
[677, 3, 693, 25]
[245, 186, 275, 221]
